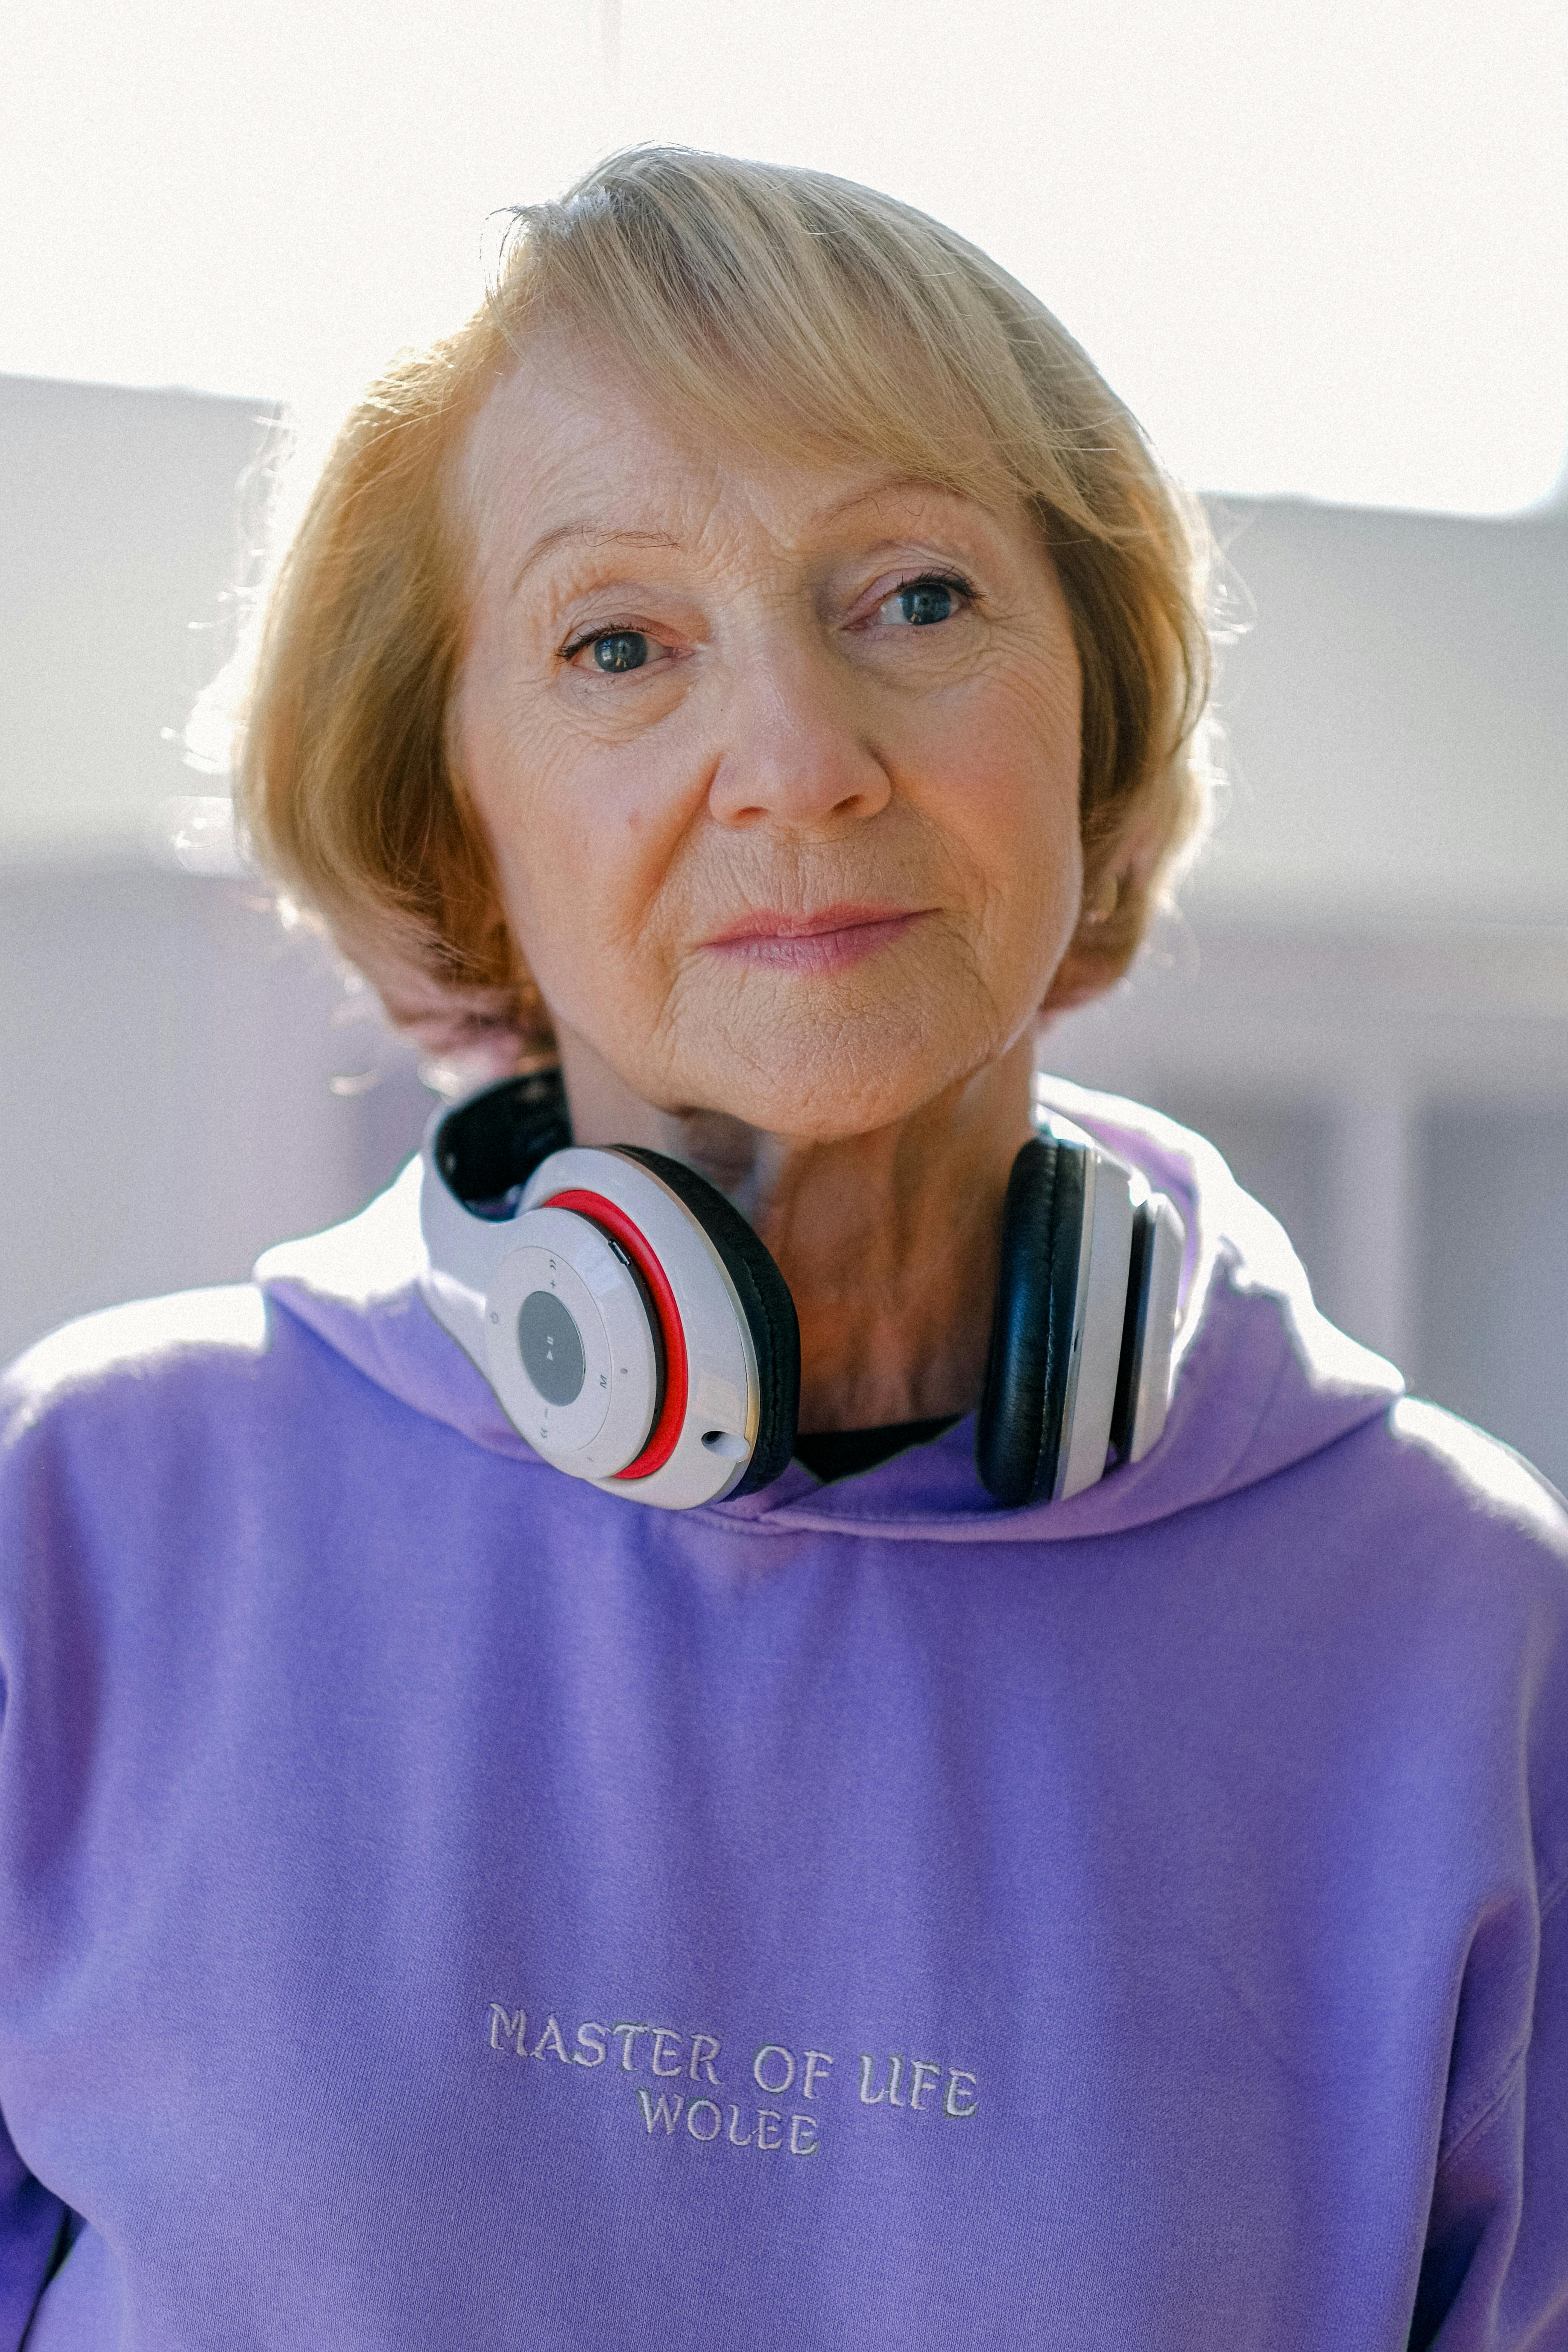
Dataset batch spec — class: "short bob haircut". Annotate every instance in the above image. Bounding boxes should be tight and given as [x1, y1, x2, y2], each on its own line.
[237, 145, 1213, 1069]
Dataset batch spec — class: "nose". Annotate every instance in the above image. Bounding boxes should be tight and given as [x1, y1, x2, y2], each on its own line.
[706, 628, 893, 831]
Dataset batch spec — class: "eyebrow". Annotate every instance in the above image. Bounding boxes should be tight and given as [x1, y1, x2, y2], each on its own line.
[505, 477, 980, 601]
[814, 475, 966, 524]
[509, 526, 679, 600]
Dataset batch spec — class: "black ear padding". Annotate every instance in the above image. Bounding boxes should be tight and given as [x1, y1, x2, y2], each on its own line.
[975, 1135, 1090, 1508]
[434, 1072, 572, 1219]
[617, 1148, 802, 1497]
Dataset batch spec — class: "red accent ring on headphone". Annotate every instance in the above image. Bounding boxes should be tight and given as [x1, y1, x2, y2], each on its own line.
[544, 1190, 689, 1480]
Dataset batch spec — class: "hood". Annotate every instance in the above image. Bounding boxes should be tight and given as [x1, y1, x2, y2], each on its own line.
[254, 1076, 1403, 1546]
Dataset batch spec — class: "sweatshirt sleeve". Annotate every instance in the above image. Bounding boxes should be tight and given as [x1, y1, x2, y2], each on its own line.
[1414, 1876, 1568, 2349]
[0, 2102, 68, 2348]
[0, 1375, 76, 2338]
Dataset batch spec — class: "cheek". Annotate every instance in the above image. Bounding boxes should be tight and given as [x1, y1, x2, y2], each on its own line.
[456, 675, 689, 1020]
[925, 663, 1083, 967]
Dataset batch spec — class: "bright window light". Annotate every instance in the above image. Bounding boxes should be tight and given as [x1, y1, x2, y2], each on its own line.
[2, 0, 1564, 511]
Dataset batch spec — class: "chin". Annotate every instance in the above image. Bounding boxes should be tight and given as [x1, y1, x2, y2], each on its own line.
[672, 1023, 999, 1145]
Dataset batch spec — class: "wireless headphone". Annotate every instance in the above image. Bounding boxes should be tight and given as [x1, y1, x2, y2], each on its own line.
[418, 1070, 1184, 1513]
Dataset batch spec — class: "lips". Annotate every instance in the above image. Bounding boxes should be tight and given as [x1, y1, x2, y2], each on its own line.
[702, 903, 927, 975]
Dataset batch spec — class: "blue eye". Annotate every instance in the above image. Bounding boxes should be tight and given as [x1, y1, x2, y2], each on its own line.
[891, 578, 962, 626]
[898, 580, 954, 625]
[592, 631, 649, 672]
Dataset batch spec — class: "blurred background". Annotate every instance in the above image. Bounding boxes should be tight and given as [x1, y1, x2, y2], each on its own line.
[3, 0, 1566, 1485]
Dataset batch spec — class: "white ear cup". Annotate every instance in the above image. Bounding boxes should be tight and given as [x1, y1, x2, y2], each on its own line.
[418, 1100, 772, 1508]
[515, 1147, 761, 1509]
[1123, 1193, 1184, 1463]
[481, 1207, 662, 1479]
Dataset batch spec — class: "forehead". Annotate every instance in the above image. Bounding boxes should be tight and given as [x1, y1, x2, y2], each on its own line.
[457, 333, 1010, 584]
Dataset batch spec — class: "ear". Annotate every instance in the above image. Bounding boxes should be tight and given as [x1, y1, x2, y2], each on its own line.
[1038, 885, 1133, 1021]
[1040, 792, 1171, 1022]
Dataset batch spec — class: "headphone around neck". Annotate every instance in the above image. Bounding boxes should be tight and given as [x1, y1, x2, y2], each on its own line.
[418, 1070, 1184, 1513]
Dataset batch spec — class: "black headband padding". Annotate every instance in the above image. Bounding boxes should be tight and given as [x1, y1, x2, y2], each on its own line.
[975, 1135, 1088, 1508]
[617, 1148, 801, 1496]
[433, 1072, 571, 1217]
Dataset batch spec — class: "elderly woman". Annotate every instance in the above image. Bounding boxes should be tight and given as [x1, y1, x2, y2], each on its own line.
[2, 150, 1565, 2352]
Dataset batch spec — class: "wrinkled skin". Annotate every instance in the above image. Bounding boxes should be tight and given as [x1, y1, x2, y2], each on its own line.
[452, 338, 1086, 1430]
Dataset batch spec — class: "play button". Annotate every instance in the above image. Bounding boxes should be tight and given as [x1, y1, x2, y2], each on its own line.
[516, 1288, 586, 1406]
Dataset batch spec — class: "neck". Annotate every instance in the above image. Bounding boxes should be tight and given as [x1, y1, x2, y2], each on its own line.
[555, 1030, 1038, 1432]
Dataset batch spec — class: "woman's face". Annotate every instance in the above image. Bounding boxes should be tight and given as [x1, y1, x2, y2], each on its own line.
[453, 337, 1084, 1141]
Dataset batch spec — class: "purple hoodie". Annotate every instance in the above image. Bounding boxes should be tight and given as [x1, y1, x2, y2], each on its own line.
[1, 1082, 1565, 2350]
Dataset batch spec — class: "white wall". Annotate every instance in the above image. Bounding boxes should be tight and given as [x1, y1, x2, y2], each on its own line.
[0, 850, 429, 1354]
[0, 374, 277, 848]
[3, 375, 1565, 1484]
[1194, 496, 1568, 925]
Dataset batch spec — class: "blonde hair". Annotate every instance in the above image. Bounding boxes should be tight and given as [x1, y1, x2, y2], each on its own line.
[237, 146, 1213, 1069]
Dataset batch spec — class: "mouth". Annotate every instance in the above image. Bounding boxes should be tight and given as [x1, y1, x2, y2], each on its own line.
[701, 902, 929, 975]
